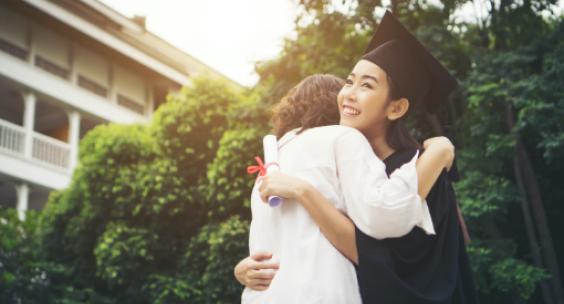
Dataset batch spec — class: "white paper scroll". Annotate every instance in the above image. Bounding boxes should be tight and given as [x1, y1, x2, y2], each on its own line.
[263, 135, 282, 207]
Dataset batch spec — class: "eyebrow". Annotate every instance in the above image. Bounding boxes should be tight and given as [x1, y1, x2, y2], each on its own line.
[348, 73, 379, 83]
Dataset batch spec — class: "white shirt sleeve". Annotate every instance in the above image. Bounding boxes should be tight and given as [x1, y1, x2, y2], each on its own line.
[334, 128, 435, 239]
[248, 183, 281, 255]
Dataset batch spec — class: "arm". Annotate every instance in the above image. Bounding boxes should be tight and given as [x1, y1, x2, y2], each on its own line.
[335, 131, 450, 239]
[298, 183, 358, 263]
[417, 136, 455, 199]
[258, 134, 454, 264]
[259, 175, 358, 263]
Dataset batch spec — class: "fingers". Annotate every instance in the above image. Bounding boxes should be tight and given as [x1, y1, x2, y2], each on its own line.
[248, 256, 279, 271]
[248, 269, 277, 280]
[250, 251, 273, 261]
[260, 192, 269, 204]
[246, 268, 276, 291]
[250, 275, 274, 283]
[247, 252, 279, 271]
[238, 251, 279, 291]
[259, 184, 270, 204]
[248, 279, 272, 291]
[254, 261, 279, 270]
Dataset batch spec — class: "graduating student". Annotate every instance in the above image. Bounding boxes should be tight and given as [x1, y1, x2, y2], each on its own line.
[246, 11, 478, 303]
[238, 73, 455, 304]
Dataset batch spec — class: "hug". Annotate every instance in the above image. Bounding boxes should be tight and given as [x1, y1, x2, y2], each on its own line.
[235, 11, 478, 304]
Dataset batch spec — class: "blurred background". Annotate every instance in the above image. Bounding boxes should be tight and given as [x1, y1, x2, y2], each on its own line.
[0, 0, 563, 303]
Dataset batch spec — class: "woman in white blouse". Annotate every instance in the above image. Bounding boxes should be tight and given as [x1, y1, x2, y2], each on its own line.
[238, 74, 454, 303]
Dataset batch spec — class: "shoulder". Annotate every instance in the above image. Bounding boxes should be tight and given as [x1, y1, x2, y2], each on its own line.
[301, 125, 364, 141]
[384, 148, 420, 169]
[296, 126, 372, 157]
[303, 125, 356, 135]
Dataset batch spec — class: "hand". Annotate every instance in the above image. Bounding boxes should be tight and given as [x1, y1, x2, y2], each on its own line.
[258, 172, 309, 203]
[234, 252, 279, 291]
[423, 136, 455, 171]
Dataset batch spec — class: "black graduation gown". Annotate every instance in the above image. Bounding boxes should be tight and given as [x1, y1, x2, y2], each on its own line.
[355, 149, 478, 304]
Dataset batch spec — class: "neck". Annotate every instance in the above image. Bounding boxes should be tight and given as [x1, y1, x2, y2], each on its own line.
[368, 132, 395, 160]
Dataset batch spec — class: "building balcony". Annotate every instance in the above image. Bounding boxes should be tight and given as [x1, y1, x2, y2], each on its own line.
[0, 117, 72, 190]
[0, 118, 70, 171]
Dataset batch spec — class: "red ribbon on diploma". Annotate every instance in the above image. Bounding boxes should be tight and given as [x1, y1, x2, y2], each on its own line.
[247, 156, 267, 178]
[247, 156, 279, 180]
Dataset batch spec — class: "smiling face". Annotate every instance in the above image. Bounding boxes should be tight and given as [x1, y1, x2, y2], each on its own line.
[338, 59, 394, 138]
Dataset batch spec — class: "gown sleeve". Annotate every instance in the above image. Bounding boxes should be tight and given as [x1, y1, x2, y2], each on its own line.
[334, 128, 435, 239]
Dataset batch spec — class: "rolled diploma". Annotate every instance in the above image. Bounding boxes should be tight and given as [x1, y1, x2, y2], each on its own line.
[263, 135, 282, 207]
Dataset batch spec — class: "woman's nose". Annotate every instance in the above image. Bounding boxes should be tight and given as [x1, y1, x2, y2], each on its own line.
[343, 87, 357, 102]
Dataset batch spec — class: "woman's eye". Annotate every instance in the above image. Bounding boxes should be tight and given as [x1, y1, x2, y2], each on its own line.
[361, 82, 373, 89]
[345, 79, 353, 85]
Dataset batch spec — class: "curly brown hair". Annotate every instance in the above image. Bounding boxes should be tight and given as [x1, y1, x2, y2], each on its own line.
[271, 74, 344, 139]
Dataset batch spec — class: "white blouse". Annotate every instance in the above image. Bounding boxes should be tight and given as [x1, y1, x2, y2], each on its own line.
[242, 125, 435, 304]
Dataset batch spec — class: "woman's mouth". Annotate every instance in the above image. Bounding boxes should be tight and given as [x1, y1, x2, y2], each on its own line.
[342, 105, 360, 116]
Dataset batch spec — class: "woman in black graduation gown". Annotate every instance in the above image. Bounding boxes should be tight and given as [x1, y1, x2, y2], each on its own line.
[239, 11, 478, 303]
[355, 148, 477, 303]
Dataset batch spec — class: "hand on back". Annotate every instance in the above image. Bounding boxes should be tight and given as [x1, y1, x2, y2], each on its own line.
[234, 252, 279, 291]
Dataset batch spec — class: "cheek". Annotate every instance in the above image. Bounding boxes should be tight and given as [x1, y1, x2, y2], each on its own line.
[360, 94, 386, 120]
[337, 90, 346, 107]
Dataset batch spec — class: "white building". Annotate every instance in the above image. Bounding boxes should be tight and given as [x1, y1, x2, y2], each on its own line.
[0, 0, 239, 220]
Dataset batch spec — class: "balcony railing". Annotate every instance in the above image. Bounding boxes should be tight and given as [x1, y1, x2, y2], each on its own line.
[0, 118, 70, 171]
[0, 119, 25, 154]
[32, 132, 70, 169]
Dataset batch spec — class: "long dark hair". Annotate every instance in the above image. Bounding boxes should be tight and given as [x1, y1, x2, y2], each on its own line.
[385, 75, 421, 151]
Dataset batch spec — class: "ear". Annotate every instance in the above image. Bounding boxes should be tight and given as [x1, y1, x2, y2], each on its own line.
[386, 98, 410, 121]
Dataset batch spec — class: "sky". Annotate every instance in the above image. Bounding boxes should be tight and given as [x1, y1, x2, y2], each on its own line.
[99, 0, 298, 87]
[99, 0, 564, 87]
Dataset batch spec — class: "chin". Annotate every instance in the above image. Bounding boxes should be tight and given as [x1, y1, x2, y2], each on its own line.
[339, 117, 355, 128]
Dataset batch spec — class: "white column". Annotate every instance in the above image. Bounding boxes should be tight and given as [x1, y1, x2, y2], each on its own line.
[69, 43, 78, 84]
[108, 63, 118, 104]
[22, 91, 36, 159]
[145, 85, 154, 117]
[27, 22, 35, 65]
[67, 110, 80, 171]
[16, 183, 29, 221]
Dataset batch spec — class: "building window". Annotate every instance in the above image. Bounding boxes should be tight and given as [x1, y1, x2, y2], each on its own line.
[75, 46, 109, 92]
[118, 94, 144, 114]
[78, 75, 108, 97]
[35, 55, 69, 79]
[0, 37, 27, 60]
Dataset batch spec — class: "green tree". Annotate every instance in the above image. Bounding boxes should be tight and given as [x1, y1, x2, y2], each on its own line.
[33, 76, 254, 303]
[0, 209, 51, 303]
[3, 1, 562, 303]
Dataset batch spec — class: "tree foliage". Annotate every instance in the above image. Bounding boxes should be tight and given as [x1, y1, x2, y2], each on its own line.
[1, 1, 563, 303]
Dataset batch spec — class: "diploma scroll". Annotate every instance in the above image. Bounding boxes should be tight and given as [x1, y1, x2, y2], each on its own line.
[263, 135, 282, 207]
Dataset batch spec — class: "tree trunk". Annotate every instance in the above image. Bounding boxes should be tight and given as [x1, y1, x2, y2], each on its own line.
[515, 137, 564, 304]
[391, 0, 399, 15]
[513, 156, 554, 304]
[505, 102, 564, 304]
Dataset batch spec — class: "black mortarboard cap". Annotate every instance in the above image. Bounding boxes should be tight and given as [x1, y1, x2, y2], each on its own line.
[363, 11, 461, 181]
[362, 11, 457, 113]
